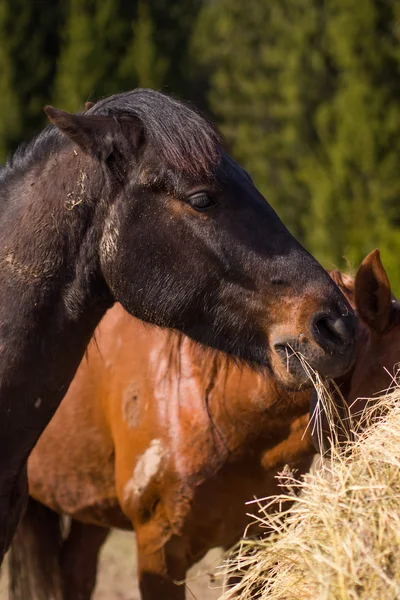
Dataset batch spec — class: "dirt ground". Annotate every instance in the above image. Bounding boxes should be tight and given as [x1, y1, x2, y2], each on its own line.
[0, 530, 223, 599]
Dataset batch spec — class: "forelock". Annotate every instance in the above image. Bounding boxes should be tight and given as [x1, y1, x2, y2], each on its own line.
[89, 89, 222, 178]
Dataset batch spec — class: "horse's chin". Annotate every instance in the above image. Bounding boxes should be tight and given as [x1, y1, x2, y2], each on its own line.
[271, 363, 314, 391]
[267, 348, 314, 391]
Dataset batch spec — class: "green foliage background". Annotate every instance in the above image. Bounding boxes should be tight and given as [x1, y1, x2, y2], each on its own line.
[1, 0, 399, 291]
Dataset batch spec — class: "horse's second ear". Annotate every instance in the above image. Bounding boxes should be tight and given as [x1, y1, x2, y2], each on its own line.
[44, 106, 144, 162]
[355, 249, 392, 333]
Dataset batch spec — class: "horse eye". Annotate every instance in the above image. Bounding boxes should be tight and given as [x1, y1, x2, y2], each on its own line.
[187, 192, 216, 211]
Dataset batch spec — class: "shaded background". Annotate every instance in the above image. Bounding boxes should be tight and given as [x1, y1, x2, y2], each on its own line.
[1, 0, 399, 286]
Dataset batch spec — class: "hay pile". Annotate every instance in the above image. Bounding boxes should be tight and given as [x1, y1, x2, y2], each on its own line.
[218, 387, 400, 600]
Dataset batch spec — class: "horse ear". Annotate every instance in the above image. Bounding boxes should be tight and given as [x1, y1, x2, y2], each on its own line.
[44, 105, 144, 161]
[84, 101, 95, 111]
[354, 249, 392, 333]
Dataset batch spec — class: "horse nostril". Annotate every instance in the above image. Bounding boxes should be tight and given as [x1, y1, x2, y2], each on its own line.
[329, 317, 350, 342]
[311, 312, 355, 350]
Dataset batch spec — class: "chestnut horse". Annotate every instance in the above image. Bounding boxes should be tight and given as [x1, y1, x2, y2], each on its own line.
[310, 249, 400, 452]
[341, 248, 400, 409]
[0, 89, 357, 561]
[10, 253, 391, 600]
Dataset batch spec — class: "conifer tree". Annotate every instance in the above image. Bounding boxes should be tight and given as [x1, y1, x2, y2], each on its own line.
[0, 0, 20, 162]
[0, 0, 60, 160]
[53, 0, 100, 111]
[302, 0, 400, 280]
[119, 0, 167, 90]
[150, 0, 204, 100]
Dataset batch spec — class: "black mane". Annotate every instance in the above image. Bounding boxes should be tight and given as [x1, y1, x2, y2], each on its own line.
[0, 126, 64, 186]
[1, 89, 222, 185]
[89, 89, 222, 178]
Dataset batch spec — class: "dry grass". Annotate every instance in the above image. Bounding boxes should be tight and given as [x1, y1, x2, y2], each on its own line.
[217, 373, 400, 600]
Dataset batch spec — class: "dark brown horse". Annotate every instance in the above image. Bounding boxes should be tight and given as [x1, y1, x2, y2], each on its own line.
[0, 88, 357, 560]
[10, 253, 391, 600]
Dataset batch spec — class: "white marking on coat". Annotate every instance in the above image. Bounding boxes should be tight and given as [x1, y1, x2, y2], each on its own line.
[34, 398, 42, 408]
[124, 439, 165, 501]
[100, 204, 120, 264]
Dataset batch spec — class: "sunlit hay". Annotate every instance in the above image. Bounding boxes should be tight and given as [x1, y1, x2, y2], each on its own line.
[217, 385, 400, 600]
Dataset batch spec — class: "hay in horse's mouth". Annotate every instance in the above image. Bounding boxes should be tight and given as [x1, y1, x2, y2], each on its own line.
[274, 344, 304, 374]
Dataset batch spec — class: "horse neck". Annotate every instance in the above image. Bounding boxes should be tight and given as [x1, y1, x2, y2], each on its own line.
[0, 148, 113, 462]
[161, 339, 310, 459]
[208, 361, 310, 451]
